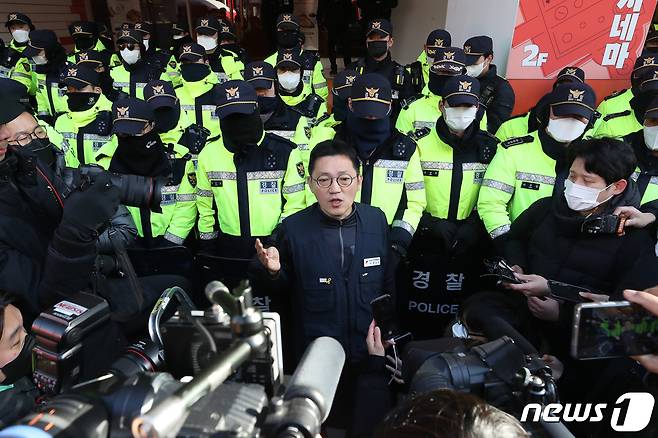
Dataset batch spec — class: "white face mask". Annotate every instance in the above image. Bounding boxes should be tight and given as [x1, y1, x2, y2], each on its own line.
[11, 29, 29, 43]
[31, 54, 47, 65]
[466, 61, 486, 78]
[120, 48, 140, 65]
[143, 39, 150, 51]
[278, 71, 301, 91]
[644, 125, 658, 151]
[564, 179, 613, 212]
[444, 106, 478, 132]
[546, 117, 588, 143]
[197, 35, 217, 51]
[173, 34, 184, 40]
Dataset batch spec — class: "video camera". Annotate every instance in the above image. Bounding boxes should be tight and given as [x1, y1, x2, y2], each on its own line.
[7, 281, 345, 438]
[59, 164, 167, 213]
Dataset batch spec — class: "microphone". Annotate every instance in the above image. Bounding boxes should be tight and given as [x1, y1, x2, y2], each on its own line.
[283, 336, 346, 422]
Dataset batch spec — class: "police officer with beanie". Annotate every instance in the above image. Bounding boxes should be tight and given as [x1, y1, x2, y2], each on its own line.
[463, 35, 515, 133]
[196, 80, 307, 258]
[96, 98, 197, 247]
[195, 16, 244, 85]
[20, 30, 69, 126]
[110, 29, 165, 100]
[55, 64, 115, 166]
[478, 82, 597, 240]
[264, 14, 328, 101]
[176, 42, 222, 139]
[496, 66, 586, 143]
[350, 19, 414, 122]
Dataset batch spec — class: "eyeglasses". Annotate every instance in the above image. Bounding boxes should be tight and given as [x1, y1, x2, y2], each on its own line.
[117, 43, 137, 51]
[1, 125, 48, 148]
[313, 174, 356, 188]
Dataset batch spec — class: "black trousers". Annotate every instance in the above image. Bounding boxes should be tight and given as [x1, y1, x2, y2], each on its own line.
[326, 25, 352, 70]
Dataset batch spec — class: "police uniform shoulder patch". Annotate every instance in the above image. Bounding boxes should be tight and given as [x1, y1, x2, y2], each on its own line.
[393, 132, 418, 159]
[603, 89, 627, 101]
[603, 109, 632, 121]
[401, 94, 422, 110]
[265, 131, 296, 149]
[296, 161, 305, 178]
[408, 127, 431, 141]
[501, 135, 533, 149]
[188, 172, 197, 187]
[169, 60, 177, 69]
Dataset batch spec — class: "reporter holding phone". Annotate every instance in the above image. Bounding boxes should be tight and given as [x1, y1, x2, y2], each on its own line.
[463, 138, 658, 357]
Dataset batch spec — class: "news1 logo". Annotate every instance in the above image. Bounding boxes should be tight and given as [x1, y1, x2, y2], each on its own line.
[521, 393, 654, 432]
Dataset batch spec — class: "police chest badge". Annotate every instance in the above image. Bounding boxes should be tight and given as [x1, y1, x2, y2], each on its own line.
[260, 180, 279, 194]
[296, 161, 305, 178]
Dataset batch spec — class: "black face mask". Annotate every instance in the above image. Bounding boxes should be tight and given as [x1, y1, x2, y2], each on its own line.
[332, 96, 348, 122]
[154, 105, 181, 133]
[220, 112, 264, 154]
[367, 40, 389, 58]
[75, 36, 97, 51]
[113, 129, 170, 176]
[1, 334, 35, 385]
[346, 111, 390, 158]
[66, 91, 100, 112]
[22, 138, 56, 169]
[221, 43, 241, 55]
[100, 35, 113, 51]
[277, 31, 299, 49]
[257, 95, 279, 115]
[428, 73, 450, 96]
[180, 62, 210, 82]
[99, 71, 114, 97]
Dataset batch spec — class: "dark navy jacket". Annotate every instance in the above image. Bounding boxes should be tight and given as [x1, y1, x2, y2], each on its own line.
[275, 202, 393, 362]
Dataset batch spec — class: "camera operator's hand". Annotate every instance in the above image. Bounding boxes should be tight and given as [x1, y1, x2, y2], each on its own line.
[624, 288, 658, 373]
[504, 273, 549, 297]
[367, 320, 385, 357]
[542, 354, 564, 380]
[58, 172, 121, 243]
[255, 238, 280, 276]
[614, 206, 656, 229]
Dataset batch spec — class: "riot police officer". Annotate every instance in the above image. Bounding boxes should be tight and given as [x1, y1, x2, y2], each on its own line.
[409, 28, 451, 93]
[350, 19, 414, 122]
[67, 21, 110, 63]
[396, 47, 487, 135]
[195, 16, 244, 85]
[133, 21, 179, 86]
[96, 98, 197, 246]
[265, 14, 328, 101]
[402, 75, 498, 338]
[478, 83, 597, 239]
[74, 49, 118, 100]
[144, 79, 194, 150]
[110, 29, 166, 100]
[176, 42, 222, 139]
[218, 20, 249, 65]
[195, 80, 307, 258]
[463, 35, 515, 133]
[3, 12, 32, 83]
[171, 20, 192, 55]
[331, 73, 426, 254]
[55, 64, 115, 166]
[495, 66, 586, 143]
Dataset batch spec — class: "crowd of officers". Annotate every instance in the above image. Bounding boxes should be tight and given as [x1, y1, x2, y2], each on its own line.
[4, 7, 658, 396]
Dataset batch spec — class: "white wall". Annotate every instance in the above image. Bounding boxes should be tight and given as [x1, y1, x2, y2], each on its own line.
[391, 0, 519, 76]
[390, 0, 448, 65]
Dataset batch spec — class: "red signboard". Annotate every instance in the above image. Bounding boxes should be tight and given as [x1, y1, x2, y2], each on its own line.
[506, 0, 658, 113]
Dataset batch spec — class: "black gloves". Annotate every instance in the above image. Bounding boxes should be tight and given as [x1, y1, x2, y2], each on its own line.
[57, 172, 121, 244]
[418, 214, 458, 252]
